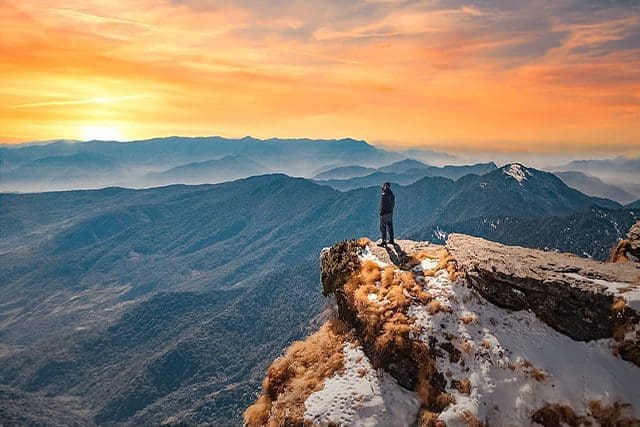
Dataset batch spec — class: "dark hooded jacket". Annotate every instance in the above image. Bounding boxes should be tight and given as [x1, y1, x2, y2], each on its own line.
[379, 188, 395, 215]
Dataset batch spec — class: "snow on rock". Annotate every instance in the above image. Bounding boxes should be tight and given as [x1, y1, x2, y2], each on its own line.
[408, 264, 640, 426]
[447, 233, 640, 345]
[563, 272, 640, 311]
[358, 245, 388, 268]
[251, 235, 640, 426]
[412, 257, 438, 273]
[304, 343, 421, 427]
[503, 163, 530, 184]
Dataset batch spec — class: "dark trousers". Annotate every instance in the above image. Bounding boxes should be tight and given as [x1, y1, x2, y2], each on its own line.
[380, 213, 394, 242]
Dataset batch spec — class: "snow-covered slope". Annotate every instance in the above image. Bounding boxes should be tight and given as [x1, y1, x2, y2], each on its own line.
[245, 233, 640, 426]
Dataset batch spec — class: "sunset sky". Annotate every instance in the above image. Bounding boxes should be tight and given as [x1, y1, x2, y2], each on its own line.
[1, 0, 639, 154]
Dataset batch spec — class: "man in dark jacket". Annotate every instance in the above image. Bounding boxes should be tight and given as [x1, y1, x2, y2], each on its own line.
[378, 182, 395, 246]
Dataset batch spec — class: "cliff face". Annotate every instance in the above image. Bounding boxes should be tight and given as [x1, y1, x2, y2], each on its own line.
[245, 232, 640, 426]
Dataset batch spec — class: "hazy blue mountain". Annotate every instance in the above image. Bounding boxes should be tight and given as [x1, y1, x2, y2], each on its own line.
[552, 157, 640, 202]
[429, 162, 497, 180]
[0, 137, 403, 192]
[0, 168, 623, 425]
[1, 175, 447, 425]
[313, 165, 376, 180]
[316, 170, 429, 191]
[314, 161, 497, 191]
[627, 199, 640, 209]
[377, 158, 431, 173]
[426, 164, 620, 226]
[558, 156, 640, 173]
[554, 171, 637, 204]
[399, 148, 457, 165]
[1, 152, 122, 181]
[142, 154, 270, 186]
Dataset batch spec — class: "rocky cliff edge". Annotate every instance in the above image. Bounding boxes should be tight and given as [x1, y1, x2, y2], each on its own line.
[245, 227, 640, 426]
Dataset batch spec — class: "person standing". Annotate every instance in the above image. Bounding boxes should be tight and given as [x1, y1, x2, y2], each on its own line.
[378, 182, 395, 246]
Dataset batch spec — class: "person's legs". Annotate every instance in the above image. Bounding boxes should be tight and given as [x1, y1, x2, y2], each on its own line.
[379, 215, 387, 242]
[387, 215, 394, 243]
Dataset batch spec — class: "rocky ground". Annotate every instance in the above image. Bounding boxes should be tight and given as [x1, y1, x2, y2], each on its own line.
[245, 224, 640, 426]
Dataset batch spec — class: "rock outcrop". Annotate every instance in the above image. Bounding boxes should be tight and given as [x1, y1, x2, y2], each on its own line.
[447, 233, 640, 365]
[611, 220, 640, 263]
[245, 230, 640, 426]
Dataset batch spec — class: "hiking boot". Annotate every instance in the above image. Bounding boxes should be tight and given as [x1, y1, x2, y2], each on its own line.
[388, 240, 395, 245]
[377, 240, 387, 247]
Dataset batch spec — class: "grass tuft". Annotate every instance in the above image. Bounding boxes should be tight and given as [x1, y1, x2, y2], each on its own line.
[243, 319, 352, 426]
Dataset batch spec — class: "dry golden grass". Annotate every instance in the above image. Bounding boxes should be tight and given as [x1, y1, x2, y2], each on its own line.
[357, 237, 372, 247]
[345, 260, 421, 359]
[517, 359, 549, 382]
[461, 410, 485, 427]
[459, 313, 477, 324]
[418, 409, 441, 427]
[610, 240, 632, 263]
[248, 244, 464, 426]
[531, 403, 587, 427]
[588, 401, 638, 426]
[405, 249, 459, 282]
[243, 319, 352, 427]
[427, 299, 452, 315]
[532, 401, 640, 427]
[419, 409, 446, 427]
[435, 392, 456, 408]
[453, 378, 472, 395]
[342, 246, 464, 418]
[611, 317, 639, 365]
[612, 297, 627, 312]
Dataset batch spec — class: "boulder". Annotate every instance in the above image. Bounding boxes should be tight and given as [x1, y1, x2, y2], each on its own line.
[611, 220, 640, 263]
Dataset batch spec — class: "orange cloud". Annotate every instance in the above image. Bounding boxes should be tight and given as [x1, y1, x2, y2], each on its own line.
[1, 0, 638, 154]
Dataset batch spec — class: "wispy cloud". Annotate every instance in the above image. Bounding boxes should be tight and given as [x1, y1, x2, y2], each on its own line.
[1, 0, 639, 154]
[9, 94, 152, 109]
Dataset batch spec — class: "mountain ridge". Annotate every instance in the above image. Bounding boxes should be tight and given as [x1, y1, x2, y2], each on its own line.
[554, 170, 637, 204]
[314, 161, 497, 191]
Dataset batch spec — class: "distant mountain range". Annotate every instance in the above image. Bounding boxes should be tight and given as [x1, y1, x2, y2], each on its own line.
[141, 154, 269, 186]
[398, 148, 458, 165]
[313, 165, 376, 180]
[3, 139, 638, 202]
[0, 163, 634, 425]
[314, 159, 497, 190]
[556, 156, 640, 174]
[0, 136, 403, 192]
[554, 171, 637, 204]
[552, 156, 640, 203]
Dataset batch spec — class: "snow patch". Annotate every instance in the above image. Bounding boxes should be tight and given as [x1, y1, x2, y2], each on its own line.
[503, 164, 529, 184]
[358, 246, 388, 268]
[411, 257, 438, 273]
[563, 272, 640, 310]
[409, 266, 640, 425]
[304, 344, 421, 427]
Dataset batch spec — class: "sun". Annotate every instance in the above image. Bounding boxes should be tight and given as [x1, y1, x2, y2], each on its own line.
[81, 126, 124, 141]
